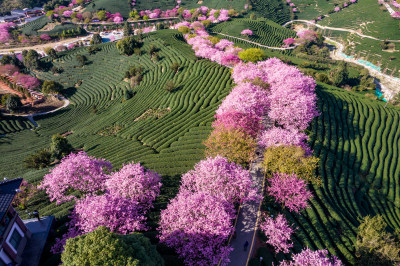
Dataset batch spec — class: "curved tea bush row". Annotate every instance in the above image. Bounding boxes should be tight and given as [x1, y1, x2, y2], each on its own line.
[281, 84, 400, 264]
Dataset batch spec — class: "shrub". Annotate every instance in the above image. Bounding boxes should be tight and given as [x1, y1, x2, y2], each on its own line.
[262, 145, 320, 185]
[117, 37, 140, 56]
[24, 149, 52, 169]
[171, 62, 180, 73]
[355, 215, 400, 265]
[90, 34, 102, 45]
[50, 133, 73, 160]
[238, 48, 266, 63]
[61, 226, 163, 266]
[5, 95, 21, 112]
[164, 80, 175, 92]
[204, 128, 257, 167]
[42, 80, 63, 94]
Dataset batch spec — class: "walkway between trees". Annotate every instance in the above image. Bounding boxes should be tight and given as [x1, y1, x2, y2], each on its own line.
[210, 32, 296, 50]
[228, 117, 273, 266]
[282, 20, 400, 42]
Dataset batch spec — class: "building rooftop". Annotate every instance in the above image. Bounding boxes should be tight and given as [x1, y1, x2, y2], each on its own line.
[21, 216, 54, 266]
[0, 178, 22, 221]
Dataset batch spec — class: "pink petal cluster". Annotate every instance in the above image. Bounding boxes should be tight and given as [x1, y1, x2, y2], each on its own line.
[267, 173, 312, 213]
[260, 214, 295, 253]
[39, 152, 112, 204]
[0, 22, 14, 43]
[281, 248, 343, 266]
[392, 11, 400, 18]
[334, 6, 341, 12]
[12, 73, 40, 90]
[73, 194, 147, 234]
[283, 37, 296, 46]
[0, 64, 19, 76]
[258, 127, 311, 155]
[241, 29, 253, 36]
[106, 162, 161, 210]
[393, 1, 400, 8]
[216, 82, 269, 119]
[180, 156, 258, 204]
[159, 192, 235, 266]
[213, 111, 262, 138]
[63, 10, 73, 17]
[39, 34, 51, 41]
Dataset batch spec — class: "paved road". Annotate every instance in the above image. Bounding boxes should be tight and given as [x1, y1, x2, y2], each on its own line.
[228, 118, 273, 266]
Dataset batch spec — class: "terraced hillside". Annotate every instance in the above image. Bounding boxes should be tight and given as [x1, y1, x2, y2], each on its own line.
[210, 18, 296, 48]
[249, 0, 291, 24]
[0, 30, 232, 219]
[273, 84, 400, 264]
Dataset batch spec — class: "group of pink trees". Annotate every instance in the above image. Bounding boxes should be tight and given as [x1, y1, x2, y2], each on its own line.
[39, 152, 162, 253]
[0, 22, 15, 44]
[159, 156, 257, 265]
[12, 73, 41, 90]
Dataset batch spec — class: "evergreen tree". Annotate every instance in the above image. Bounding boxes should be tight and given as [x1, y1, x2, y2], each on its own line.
[123, 22, 132, 37]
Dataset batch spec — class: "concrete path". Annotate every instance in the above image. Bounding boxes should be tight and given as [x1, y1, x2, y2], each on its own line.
[282, 20, 400, 42]
[3, 95, 70, 128]
[228, 118, 273, 266]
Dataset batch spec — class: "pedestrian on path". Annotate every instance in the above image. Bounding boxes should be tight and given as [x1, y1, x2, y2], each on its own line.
[244, 240, 249, 251]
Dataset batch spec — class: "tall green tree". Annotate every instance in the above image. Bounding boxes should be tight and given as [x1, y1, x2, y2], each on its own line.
[116, 37, 140, 56]
[123, 22, 132, 37]
[61, 226, 164, 266]
[50, 133, 73, 160]
[356, 215, 400, 265]
[22, 49, 41, 70]
[5, 95, 22, 112]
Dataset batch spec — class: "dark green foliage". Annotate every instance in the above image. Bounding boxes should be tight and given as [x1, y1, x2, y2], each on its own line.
[0, 55, 21, 67]
[90, 34, 103, 45]
[171, 62, 180, 73]
[355, 215, 400, 265]
[50, 133, 73, 160]
[61, 226, 164, 266]
[330, 62, 349, 87]
[24, 149, 52, 169]
[148, 44, 157, 55]
[116, 36, 141, 56]
[5, 95, 22, 112]
[164, 80, 175, 92]
[125, 66, 144, 79]
[123, 21, 132, 37]
[87, 45, 101, 55]
[47, 48, 58, 60]
[22, 49, 41, 70]
[42, 80, 63, 94]
[51, 66, 63, 74]
[76, 55, 88, 66]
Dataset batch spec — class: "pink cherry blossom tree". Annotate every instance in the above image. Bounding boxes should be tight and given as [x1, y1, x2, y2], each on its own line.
[105, 162, 162, 211]
[283, 37, 296, 46]
[213, 111, 263, 138]
[241, 29, 253, 36]
[179, 156, 258, 205]
[159, 192, 235, 266]
[281, 248, 344, 265]
[267, 172, 312, 213]
[73, 194, 148, 234]
[39, 151, 113, 204]
[258, 127, 311, 155]
[260, 214, 295, 253]
[40, 34, 51, 41]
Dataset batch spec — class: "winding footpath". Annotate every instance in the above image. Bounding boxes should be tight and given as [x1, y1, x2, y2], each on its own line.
[211, 31, 296, 50]
[282, 20, 400, 42]
[3, 96, 70, 127]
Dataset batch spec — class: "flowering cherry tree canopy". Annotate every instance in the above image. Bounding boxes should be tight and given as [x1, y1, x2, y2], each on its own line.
[180, 156, 257, 204]
[260, 214, 295, 253]
[159, 192, 235, 266]
[39, 151, 113, 204]
[106, 162, 162, 211]
[267, 172, 312, 213]
[280, 248, 344, 265]
[241, 29, 253, 36]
